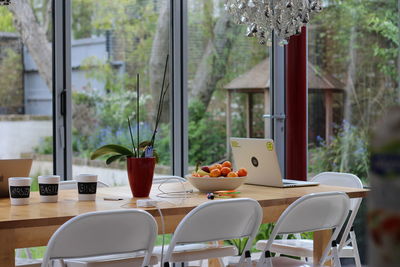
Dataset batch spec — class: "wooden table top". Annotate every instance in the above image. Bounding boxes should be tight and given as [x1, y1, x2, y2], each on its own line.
[0, 183, 368, 229]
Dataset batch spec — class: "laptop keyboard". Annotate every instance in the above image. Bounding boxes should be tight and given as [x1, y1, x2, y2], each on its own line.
[283, 181, 296, 184]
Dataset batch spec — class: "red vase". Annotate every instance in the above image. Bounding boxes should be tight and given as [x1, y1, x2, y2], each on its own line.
[127, 157, 155, 198]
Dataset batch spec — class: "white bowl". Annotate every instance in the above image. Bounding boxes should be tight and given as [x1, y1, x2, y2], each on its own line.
[186, 175, 247, 192]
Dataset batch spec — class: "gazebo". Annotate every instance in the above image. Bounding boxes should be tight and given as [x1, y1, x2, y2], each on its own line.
[224, 58, 345, 149]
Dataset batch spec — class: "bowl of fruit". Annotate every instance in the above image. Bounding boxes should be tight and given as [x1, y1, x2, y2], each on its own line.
[186, 161, 248, 192]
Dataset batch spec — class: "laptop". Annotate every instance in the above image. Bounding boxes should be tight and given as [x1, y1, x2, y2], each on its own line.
[230, 138, 319, 187]
[0, 159, 33, 198]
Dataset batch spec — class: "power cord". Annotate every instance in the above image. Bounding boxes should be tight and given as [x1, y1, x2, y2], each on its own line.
[119, 176, 191, 265]
[155, 176, 193, 199]
[155, 203, 166, 266]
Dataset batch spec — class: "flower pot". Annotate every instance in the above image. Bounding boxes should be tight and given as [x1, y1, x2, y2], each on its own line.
[127, 157, 156, 197]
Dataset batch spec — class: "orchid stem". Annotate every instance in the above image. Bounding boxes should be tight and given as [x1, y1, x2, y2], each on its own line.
[136, 73, 140, 157]
[127, 117, 137, 157]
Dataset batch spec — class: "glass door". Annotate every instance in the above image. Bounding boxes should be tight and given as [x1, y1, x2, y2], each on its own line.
[0, 0, 54, 187]
[70, 0, 172, 185]
[186, 0, 270, 171]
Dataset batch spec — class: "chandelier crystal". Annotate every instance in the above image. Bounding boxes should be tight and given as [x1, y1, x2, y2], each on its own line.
[225, 0, 323, 45]
[0, 0, 11, 5]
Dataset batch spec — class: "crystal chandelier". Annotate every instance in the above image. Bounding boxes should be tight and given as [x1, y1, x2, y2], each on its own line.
[0, 0, 11, 5]
[225, 0, 323, 45]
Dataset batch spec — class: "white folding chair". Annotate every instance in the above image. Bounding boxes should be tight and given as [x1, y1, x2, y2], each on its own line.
[258, 172, 363, 266]
[41, 209, 158, 267]
[162, 198, 263, 267]
[256, 192, 350, 267]
[16, 180, 110, 266]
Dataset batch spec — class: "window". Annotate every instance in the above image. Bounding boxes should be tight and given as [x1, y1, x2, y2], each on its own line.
[0, 1, 53, 188]
[187, 0, 270, 170]
[1, 0, 285, 181]
[70, 0, 172, 185]
[307, 0, 398, 183]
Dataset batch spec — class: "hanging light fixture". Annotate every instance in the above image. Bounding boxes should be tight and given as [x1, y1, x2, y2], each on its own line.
[0, 0, 11, 5]
[225, 0, 323, 45]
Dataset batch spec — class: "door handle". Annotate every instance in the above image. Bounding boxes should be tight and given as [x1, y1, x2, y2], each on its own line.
[263, 114, 286, 121]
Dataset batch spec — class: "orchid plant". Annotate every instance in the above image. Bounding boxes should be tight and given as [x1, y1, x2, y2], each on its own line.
[90, 55, 169, 164]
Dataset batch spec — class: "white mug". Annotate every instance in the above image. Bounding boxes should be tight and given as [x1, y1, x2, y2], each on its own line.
[38, 175, 60, 203]
[76, 174, 98, 201]
[9, 177, 32, 206]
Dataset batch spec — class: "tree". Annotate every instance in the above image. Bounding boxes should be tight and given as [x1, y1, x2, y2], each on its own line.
[0, 8, 16, 32]
[149, 1, 170, 123]
[8, 0, 52, 90]
[190, 13, 240, 109]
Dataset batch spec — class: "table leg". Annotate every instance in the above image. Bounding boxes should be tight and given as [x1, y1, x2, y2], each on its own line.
[208, 258, 223, 267]
[0, 228, 16, 267]
[208, 241, 224, 267]
[314, 229, 332, 266]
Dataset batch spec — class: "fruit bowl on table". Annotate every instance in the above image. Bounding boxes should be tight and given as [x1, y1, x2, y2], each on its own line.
[185, 175, 247, 192]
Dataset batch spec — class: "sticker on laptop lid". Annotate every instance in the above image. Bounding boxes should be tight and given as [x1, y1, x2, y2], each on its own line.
[266, 141, 274, 151]
[231, 140, 240, 148]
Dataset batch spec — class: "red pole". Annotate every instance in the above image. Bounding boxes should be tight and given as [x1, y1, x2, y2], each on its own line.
[285, 27, 307, 181]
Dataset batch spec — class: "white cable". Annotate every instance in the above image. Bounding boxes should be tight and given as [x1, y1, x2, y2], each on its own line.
[156, 176, 193, 199]
[155, 203, 166, 266]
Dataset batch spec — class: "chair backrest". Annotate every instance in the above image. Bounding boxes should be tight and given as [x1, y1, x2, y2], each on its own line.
[312, 172, 364, 251]
[41, 209, 157, 267]
[59, 180, 109, 190]
[312, 172, 363, 211]
[260, 192, 350, 265]
[164, 198, 263, 263]
[273, 192, 349, 235]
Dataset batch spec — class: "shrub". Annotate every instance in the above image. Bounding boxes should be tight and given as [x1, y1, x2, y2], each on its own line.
[188, 100, 226, 165]
[308, 122, 370, 182]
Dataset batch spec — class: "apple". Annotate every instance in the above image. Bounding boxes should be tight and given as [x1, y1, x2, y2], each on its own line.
[201, 166, 210, 173]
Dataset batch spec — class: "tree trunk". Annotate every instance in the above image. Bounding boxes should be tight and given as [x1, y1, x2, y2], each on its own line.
[398, 0, 400, 103]
[190, 13, 238, 109]
[340, 25, 357, 172]
[149, 1, 170, 124]
[8, 0, 52, 91]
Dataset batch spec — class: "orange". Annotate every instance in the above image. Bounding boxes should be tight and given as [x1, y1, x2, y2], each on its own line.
[237, 168, 247, 177]
[209, 164, 218, 171]
[210, 164, 222, 171]
[221, 167, 231, 176]
[210, 169, 221, 177]
[222, 161, 232, 168]
[227, 171, 238, 177]
[192, 173, 201, 177]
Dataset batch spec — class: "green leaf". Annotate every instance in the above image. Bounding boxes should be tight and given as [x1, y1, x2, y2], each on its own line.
[106, 154, 125, 165]
[91, 144, 134, 160]
[139, 140, 152, 148]
[153, 149, 159, 163]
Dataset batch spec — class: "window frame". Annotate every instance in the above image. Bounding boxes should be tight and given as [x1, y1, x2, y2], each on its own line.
[53, 0, 72, 180]
[54, 0, 288, 179]
[270, 33, 286, 175]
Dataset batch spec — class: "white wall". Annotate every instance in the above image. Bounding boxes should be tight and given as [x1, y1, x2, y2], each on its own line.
[0, 119, 52, 158]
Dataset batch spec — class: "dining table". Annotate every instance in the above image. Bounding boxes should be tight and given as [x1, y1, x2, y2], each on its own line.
[0, 182, 368, 267]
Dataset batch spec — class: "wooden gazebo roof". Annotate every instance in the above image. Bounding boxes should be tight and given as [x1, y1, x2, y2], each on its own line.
[224, 58, 345, 92]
